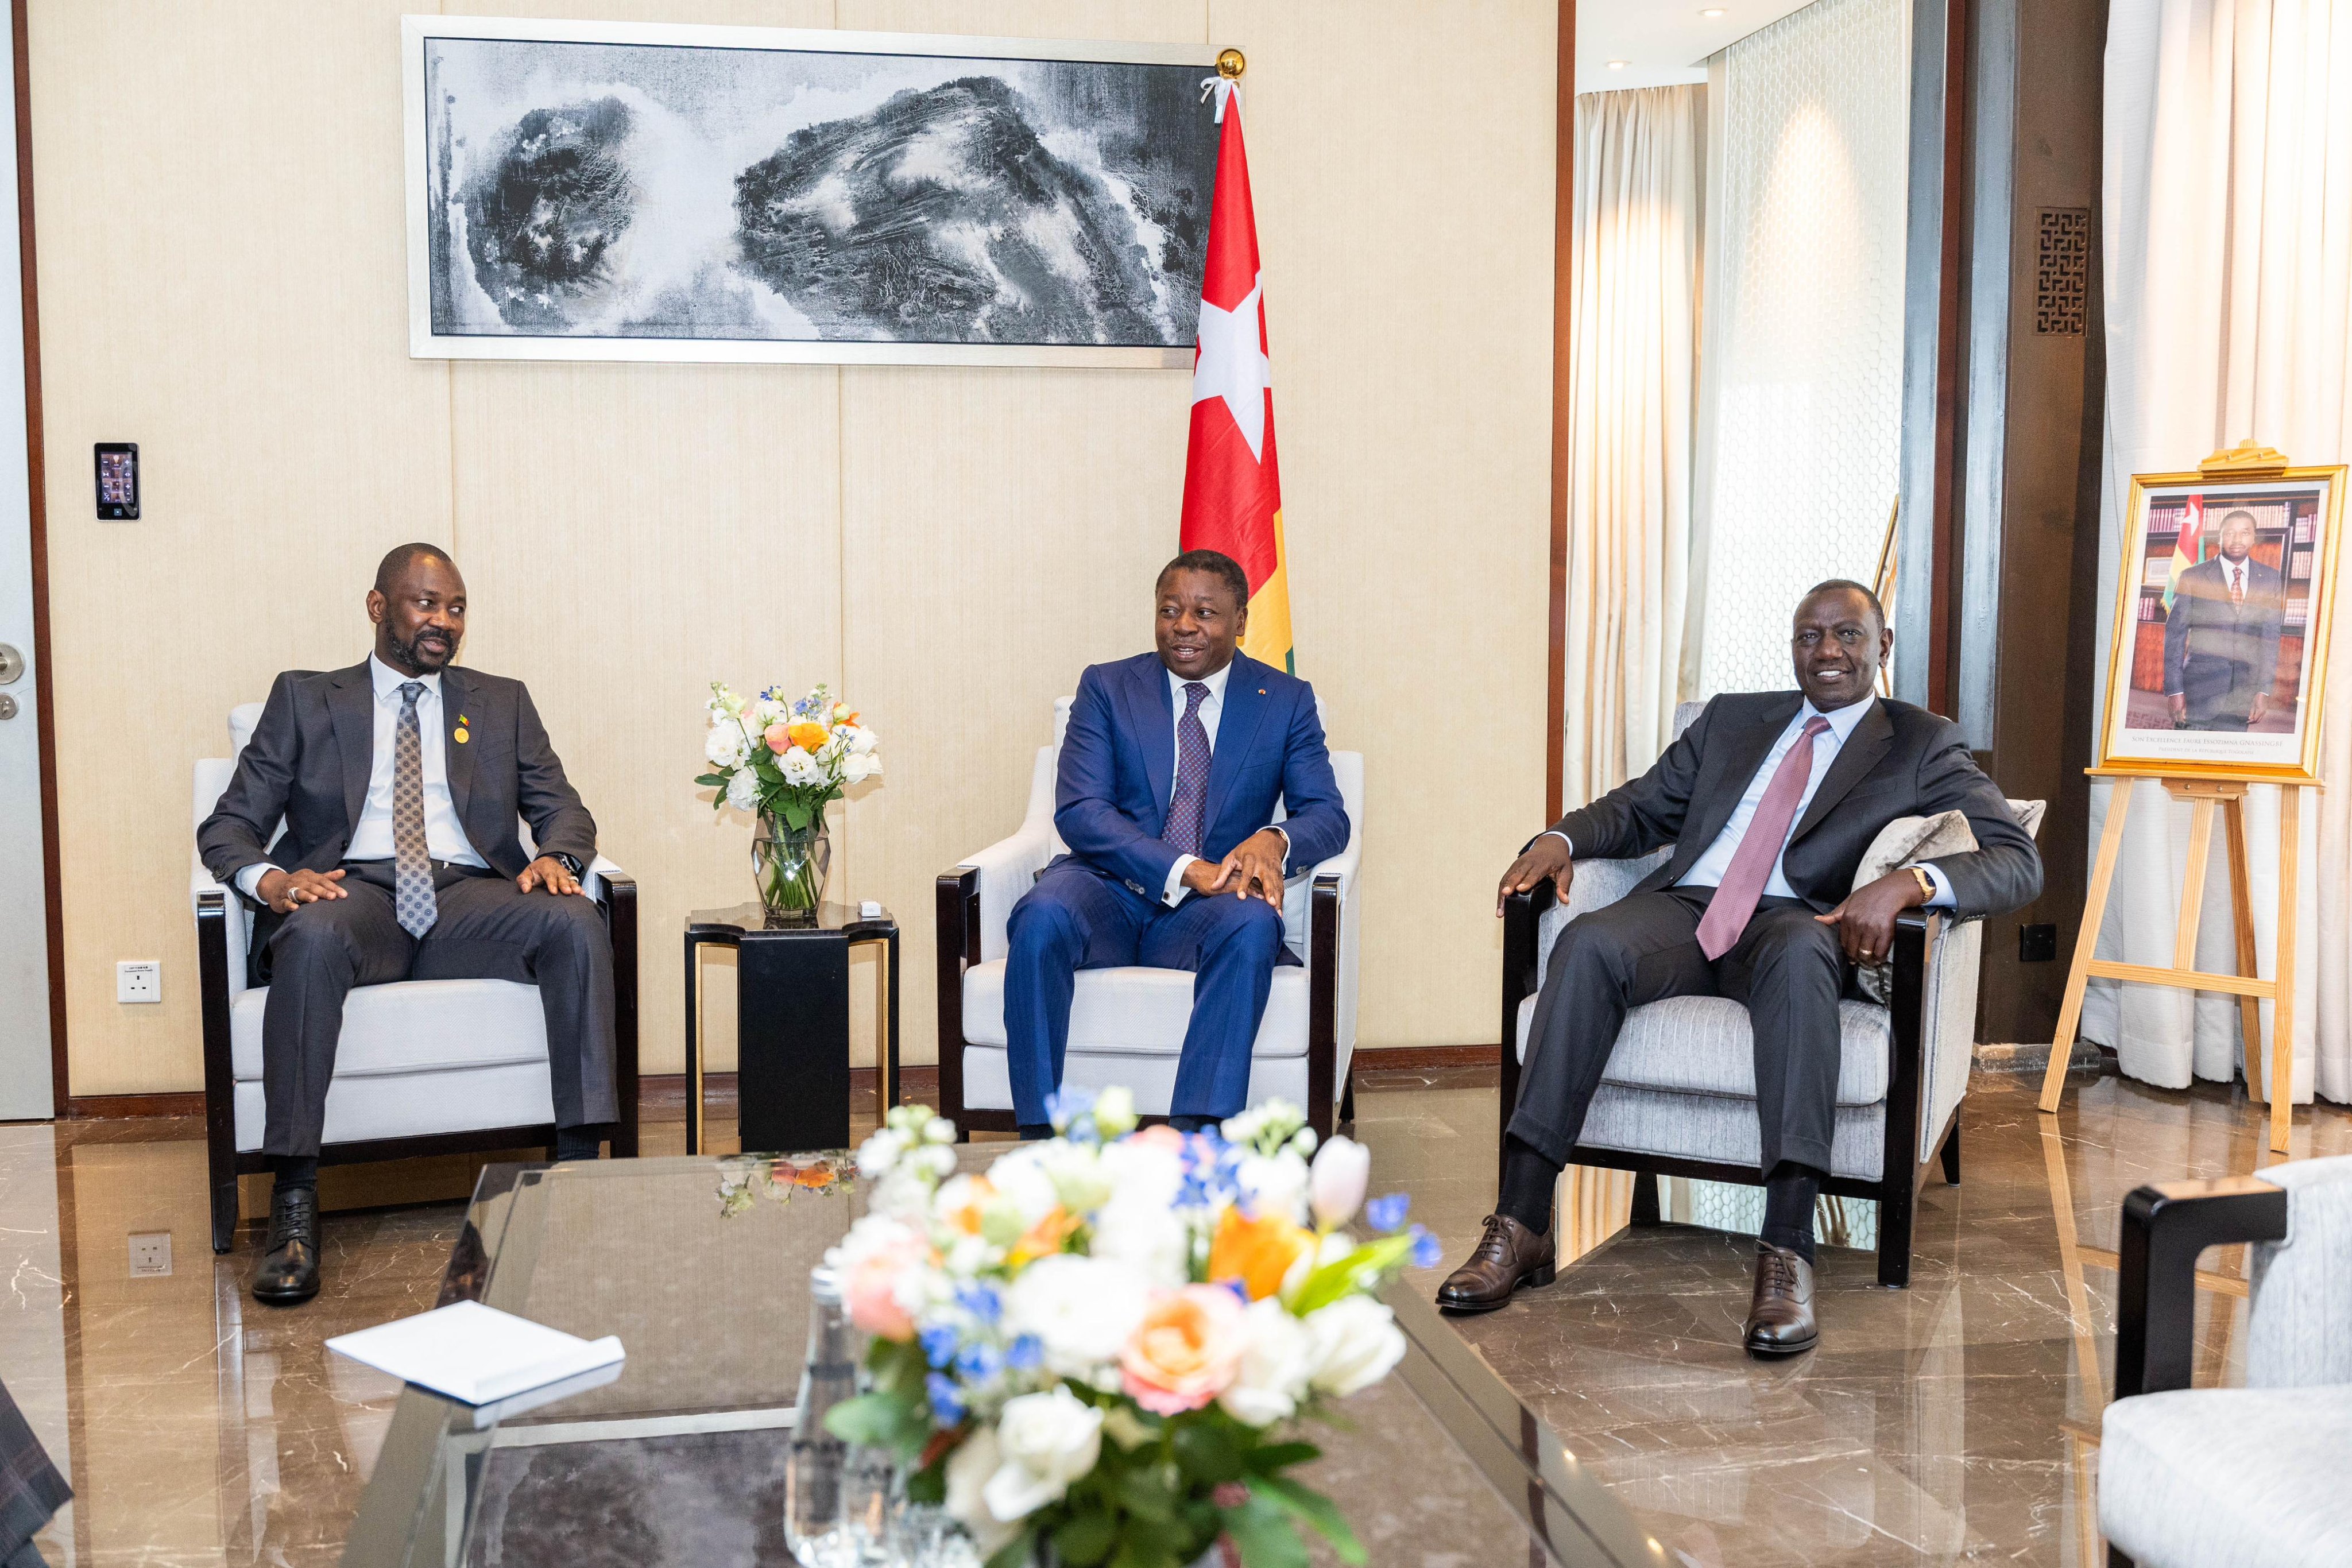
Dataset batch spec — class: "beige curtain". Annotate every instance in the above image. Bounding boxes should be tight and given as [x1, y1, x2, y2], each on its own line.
[1561, 85, 1705, 806]
[2086, 0, 2351, 1104]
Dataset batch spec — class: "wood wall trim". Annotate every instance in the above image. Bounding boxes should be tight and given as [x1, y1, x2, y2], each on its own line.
[1925, 0, 1970, 717]
[63, 1091, 204, 1120]
[1545, 0, 1576, 822]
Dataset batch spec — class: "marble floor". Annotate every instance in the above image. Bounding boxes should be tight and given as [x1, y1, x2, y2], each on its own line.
[0, 1066, 2343, 1567]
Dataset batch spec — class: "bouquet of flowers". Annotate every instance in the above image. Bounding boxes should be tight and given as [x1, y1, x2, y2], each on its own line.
[696, 682, 880, 915]
[823, 1093, 1442, 1568]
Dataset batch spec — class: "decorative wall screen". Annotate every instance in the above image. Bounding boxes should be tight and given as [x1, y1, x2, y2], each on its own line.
[1694, 0, 1913, 698]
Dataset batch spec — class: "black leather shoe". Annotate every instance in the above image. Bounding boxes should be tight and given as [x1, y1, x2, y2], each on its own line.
[1436, 1214, 1557, 1313]
[1743, 1242, 1817, 1357]
[252, 1184, 321, 1306]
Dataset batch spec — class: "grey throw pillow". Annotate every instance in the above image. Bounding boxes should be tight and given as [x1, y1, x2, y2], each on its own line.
[1848, 811, 1978, 1002]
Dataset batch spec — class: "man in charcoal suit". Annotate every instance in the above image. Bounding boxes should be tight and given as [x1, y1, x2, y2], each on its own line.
[1438, 580, 2042, 1356]
[198, 543, 615, 1304]
[1000, 549, 1350, 1136]
[2164, 509, 2287, 731]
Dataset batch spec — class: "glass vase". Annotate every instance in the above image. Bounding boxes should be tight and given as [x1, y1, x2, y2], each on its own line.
[753, 809, 830, 925]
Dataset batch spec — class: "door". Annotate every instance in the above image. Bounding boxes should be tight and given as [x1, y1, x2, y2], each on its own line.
[0, 5, 52, 1120]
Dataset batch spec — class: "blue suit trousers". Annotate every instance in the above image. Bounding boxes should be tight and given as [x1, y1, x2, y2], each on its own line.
[1002, 861, 1286, 1125]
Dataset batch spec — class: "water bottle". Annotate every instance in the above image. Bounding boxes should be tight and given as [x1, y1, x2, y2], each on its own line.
[786, 1265, 861, 1566]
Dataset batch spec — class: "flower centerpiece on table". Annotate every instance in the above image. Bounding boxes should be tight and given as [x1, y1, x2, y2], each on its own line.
[824, 1093, 1442, 1568]
[695, 681, 880, 920]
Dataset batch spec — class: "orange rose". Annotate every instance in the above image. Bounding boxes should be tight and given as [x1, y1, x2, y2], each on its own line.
[788, 721, 830, 754]
[1207, 1205, 1316, 1301]
[1007, 1205, 1082, 1268]
[1121, 1285, 1246, 1415]
[764, 722, 792, 754]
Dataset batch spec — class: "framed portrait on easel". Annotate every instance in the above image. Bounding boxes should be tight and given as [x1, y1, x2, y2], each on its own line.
[2097, 444, 2347, 785]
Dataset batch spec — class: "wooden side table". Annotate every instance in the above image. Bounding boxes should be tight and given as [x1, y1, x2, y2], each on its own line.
[682, 901, 899, 1155]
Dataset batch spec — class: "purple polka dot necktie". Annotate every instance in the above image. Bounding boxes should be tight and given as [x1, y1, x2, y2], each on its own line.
[1162, 682, 1212, 858]
[392, 683, 437, 939]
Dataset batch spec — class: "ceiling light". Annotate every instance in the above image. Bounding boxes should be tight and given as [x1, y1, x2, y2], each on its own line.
[1701, 7, 1726, 16]
[1607, 59, 1628, 69]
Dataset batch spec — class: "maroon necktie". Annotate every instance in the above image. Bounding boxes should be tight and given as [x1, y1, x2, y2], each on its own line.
[1695, 717, 1831, 960]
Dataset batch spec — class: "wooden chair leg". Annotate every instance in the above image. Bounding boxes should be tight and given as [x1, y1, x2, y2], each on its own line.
[1877, 1175, 1914, 1287]
[1940, 1124, 1961, 1186]
[210, 1160, 239, 1255]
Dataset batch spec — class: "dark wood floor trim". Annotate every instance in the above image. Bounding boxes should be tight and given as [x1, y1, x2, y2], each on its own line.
[63, 1092, 204, 1120]
[1545, 0, 1576, 823]
[14, 0, 65, 1114]
[1355, 1044, 1500, 1071]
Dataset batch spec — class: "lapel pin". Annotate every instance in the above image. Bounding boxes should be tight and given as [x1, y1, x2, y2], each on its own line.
[454, 723, 470, 744]
[1258, 688, 1266, 695]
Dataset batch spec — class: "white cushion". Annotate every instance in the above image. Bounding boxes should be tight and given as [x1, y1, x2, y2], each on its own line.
[958, 1046, 1309, 1116]
[2247, 1153, 2352, 1388]
[1580, 1083, 1890, 1182]
[961, 962, 1310, 1059]
[232, 1061, 555, 1152]
[229, 978, 551, 1082]
[2100, 1386, 2352, 1568]
[1514, 994, 1891, 1105]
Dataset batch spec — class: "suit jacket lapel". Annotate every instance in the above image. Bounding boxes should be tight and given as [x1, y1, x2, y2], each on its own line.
[1204, 655, 1270, 834]
[1679, 694, 1800, 860]
[442, 665, 477, 827]
[327, 662, 374, 837]
[1790, 699, 1894, 843]
[1121, 658, 1178, 835]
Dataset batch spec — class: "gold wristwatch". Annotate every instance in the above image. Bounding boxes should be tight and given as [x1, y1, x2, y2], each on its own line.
[1908, 866, 1936, 900]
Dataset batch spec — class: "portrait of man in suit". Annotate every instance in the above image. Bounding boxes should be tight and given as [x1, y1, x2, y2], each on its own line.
[198, 544, 615, 1305]
[999, 549, 1350, 1137]
[1440, 580, 2041, 1358]
[2163, 508, 2287, 731]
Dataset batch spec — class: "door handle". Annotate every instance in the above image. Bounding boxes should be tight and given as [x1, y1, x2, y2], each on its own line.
[0, 644, 21, 684]
[0, 694, 16, 720]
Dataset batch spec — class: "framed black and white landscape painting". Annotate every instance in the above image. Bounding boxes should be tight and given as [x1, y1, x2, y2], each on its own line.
[401, 16, 1221, 366]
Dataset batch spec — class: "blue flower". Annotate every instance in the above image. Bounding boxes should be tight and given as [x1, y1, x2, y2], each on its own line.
[954, 1341, 1001, 1383]
[953, 1284, 1002, 1325]
[1005, 1334, 1044, 1372]
[1364, 1193, 1411, 1234]
[919, 1325, 961, 1369]
[1409, 1226, 1444, 1270]
[1045, 1086, 1096, 1130]
[925, 1372, 966, 1425]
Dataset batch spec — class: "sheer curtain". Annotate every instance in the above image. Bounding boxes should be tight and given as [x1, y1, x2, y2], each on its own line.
[1560, 86, 1705, 806]
[2084, 0, 2350, 1105]
[1690, 0, 1911, 699]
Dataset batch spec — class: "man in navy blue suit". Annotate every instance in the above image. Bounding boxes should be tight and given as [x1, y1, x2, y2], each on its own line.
[1003, 549, 1352, 1136]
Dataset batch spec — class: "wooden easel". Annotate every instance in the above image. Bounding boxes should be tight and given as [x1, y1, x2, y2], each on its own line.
[2039, 770, 2301, 1152]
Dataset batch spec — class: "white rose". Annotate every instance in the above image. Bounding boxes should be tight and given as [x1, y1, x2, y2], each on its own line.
[1302, 1296, 1406, 1397]
[856, 1127, 908, 1179]
[1038, 1141, 1112, 1215]
[1237, 1150, 1311, 1226]
[1088, 1195, 1192, 1290]
[1309, 1136, 1371, 1230]
[1097, 1139, 1184, 1209]
[1001, 1255, 1148, 1382]
[725, 768, 763, 812]
[982, 1386, 1104, 1521]
[704, 723, 747, 768]
[849, 725, 880, 754]
[1092, 1086, 1138, 1138]
[841, 753, 875, 784]
[944, 1426, 1020, 1555]
[1218, 1298, 1314, 1427]
[780, 748, 825, 786]
[983, 1146, 1063, 1230]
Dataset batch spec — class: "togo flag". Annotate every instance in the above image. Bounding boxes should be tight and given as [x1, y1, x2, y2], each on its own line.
[2164, 493, 2204, 611]
[1180, 79, 1293, 672]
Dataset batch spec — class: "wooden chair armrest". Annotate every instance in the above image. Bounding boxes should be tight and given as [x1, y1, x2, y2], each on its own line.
[2114, 1175, 2288, 1398]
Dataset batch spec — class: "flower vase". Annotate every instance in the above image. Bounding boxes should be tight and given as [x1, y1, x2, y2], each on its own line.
[752, 811, 830, 924]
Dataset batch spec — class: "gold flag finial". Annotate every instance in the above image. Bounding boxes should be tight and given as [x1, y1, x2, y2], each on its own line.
[1216, 47, 1246, 79]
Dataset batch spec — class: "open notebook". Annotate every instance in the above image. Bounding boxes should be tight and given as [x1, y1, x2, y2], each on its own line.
[327, 1300, 625, 1406]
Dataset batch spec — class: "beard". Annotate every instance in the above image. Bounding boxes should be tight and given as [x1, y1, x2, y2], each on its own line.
[386, 625, 457, 669]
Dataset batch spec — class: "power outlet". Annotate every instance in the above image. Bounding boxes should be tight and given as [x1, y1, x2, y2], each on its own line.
[116, 960, 161, 1004]
[128, 1231, 172, 1277]
[2019, 923, 2059, 963]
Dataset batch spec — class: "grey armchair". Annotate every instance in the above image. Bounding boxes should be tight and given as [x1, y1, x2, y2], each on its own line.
[1498, 703, 2044, 1287]
[2099, 1155, 2352, 1567]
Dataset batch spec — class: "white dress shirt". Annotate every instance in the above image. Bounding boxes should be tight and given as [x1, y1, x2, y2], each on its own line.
[235, 655, 487, 900]
[1549, 696, 1955, 907]
[1157, 660, 1288, 905]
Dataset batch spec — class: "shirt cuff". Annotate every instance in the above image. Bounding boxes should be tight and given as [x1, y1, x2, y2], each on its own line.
[1917, 862, 1958, 908]
[234, 862, 277, 902]
[1163, 855, 1196, 907]
[1541, 830, 1573, 856]
[1269, 826, 1291, 873]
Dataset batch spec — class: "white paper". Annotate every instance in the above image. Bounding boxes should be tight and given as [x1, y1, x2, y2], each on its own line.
[327, 1300, 624, 1406]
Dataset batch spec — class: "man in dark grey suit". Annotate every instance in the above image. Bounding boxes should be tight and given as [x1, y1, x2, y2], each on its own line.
[199, 543, 615, 1304]
[2164, 509, 2287, 730]
[1438, 581, 2041, 1356]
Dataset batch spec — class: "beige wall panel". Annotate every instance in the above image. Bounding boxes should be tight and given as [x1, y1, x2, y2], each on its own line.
[451, 359, 843, 1077]
[836, 2, 1206, 43]
[32, 1, 454, 1095]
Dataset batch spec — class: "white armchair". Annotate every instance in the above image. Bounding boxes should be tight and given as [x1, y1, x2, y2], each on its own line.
[192, 700, 639, 1253]
[1498, 701, 2045, 1286]
[935, 697, 1364, 1138]
[2099, 1156, 2352, 1566]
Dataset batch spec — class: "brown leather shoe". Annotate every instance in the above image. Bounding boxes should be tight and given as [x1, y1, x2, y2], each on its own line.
[1743, 1243, 1817, 1357]
[1435, 1214, 1556, 1313]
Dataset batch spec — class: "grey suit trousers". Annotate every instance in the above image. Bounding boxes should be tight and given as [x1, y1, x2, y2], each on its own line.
[1506, 886, 1850, 1176]
[255, 861, 617, 1156]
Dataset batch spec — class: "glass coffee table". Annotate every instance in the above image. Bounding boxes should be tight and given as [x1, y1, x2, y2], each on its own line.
[343, 1154, 1667, 1568]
